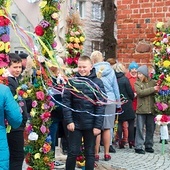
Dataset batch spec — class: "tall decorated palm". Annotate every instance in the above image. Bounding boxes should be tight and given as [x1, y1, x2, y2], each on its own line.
[153, 22, 170, 154]
[0, 0, 10, 84]
[22, 1, 62, 169]
[65, 7, 85, 70]
[153, 22, 170, 115]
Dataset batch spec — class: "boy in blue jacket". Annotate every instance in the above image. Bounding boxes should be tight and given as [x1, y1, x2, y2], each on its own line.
[63, 55, 105, 170]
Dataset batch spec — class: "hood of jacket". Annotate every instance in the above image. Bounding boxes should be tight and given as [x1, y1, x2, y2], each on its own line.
[93, 62, 112, 77]
[115, 72, 125, 79]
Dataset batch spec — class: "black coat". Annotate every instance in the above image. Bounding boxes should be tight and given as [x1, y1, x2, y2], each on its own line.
[115, 72, 135, 121]
[8, 76, 28, 130]
[62, 68, 105, 130]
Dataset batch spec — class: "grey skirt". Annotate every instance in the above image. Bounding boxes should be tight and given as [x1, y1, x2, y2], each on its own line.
[102, 104, 116, 129]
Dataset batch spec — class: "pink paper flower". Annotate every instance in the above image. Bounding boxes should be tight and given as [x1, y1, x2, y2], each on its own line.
[40, 125, 46, 134]
[49, 101, 55, 107]
[32, 100, 38, 108]
[36, 91, 45, 101]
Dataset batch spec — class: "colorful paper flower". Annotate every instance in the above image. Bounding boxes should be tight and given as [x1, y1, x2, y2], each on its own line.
[34, 153, 41, 159]
[32, 100, 38, 108]
[154, 114, 170, 125]
[35, 25, 44, 36]
[28, 132, 39, 141]
[39, 1, 47, 8]
[42, 143, 51, 153]
[36, 91, 45, 101]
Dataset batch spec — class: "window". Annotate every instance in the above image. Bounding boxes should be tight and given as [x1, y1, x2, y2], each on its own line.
[91, 40, 103, 51]
[77, 1, 85, 18]
[14, 50, 24, 54]
[92, 3, 104, 21]
[12, 14, 17, 21]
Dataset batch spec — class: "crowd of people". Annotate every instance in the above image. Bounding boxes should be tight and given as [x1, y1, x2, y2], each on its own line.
[0, 51, 161, 170]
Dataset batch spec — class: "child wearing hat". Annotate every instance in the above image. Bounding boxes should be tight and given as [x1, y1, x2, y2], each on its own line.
[126, 61, 139, 140]
[134, 65, 160, 154]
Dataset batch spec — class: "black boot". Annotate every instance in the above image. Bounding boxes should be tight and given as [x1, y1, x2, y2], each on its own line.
[119, 141, 125, 149]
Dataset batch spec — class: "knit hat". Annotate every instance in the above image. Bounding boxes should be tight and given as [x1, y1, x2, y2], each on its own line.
[128, 61, 139, 70]
[137, 65, 148, 77]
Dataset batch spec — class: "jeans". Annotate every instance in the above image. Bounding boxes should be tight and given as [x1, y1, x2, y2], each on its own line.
[66, 129, 96, 170]
[49, 121, 59, 151]
[135, 114, 155, 149]
[7, 130, 24, 170]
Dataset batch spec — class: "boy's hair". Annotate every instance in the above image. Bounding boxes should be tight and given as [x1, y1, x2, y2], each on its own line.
[8, 53, 22, 66]
[90, 51, 103, 63]
[78, 55, 93, 64]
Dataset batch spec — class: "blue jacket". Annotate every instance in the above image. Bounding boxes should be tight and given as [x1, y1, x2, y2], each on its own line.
[93, 62, 121, 105]
[0, 84, 22, 170]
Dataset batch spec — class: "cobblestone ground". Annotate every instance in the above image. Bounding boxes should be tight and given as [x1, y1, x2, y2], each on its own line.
[23, 127, 170, 170]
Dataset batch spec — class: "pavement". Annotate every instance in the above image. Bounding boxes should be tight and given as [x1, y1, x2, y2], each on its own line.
[23, 126, 170, 170]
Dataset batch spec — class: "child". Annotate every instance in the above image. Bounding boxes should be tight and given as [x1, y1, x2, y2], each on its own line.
[62, 55, 105, 170]
[6, 53, 28, 170]
[112, 62, 135, 149]
[134, 65, 159, 154]
[126, 61, 139, 141]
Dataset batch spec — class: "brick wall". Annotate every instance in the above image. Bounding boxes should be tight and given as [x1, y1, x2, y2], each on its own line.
[117, 0, 170, 66]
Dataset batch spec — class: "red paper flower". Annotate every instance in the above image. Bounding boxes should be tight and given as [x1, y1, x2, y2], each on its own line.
[35, 25, 44, 36]
[161, 85, 169, 91]
[160, 115, 169, 122]
[27, 167, 34, 170]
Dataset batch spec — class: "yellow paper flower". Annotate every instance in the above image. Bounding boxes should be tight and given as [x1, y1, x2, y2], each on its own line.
[163, 60, 170, 68]
[0, 68, 5, 75]
[5, 42, 10, 53]
[69, 37, 74, 42]
[30, 109, 36, 117]
[0, 41, 5, 51]
[0, 9, 5, 16]
[34, 153, 41, 159]
[22, 92, 28, 98]
[27, 89, 32, 94]
[41, 104, 45, 110]
[74, 37, 80, 43]
[39, 1, 47, 8]
[79, 36, 85, 42]
[165, 75, 170, 82]
[51, 13, 59, 20]
[14, 95, 17, 100]
[156, 22, 164, 29]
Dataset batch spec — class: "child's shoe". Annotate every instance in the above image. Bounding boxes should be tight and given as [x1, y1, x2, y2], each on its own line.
[129, 141, 135, 148]
[95, 154, 99, 161]
[104, 154, 111, 161]
[119, 141, 125, 149]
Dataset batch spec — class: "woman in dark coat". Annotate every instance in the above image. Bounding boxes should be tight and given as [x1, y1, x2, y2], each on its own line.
[113, 63, 135, 149]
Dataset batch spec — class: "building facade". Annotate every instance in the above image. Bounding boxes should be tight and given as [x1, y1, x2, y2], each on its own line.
[10, 0, 108, 57]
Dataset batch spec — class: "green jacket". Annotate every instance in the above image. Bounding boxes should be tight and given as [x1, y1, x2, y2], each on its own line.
[135, 79, 156, 114]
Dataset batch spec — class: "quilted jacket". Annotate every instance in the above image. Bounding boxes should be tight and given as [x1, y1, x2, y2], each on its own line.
[0, 84, 22, 170]
[62, 68, 105, 130]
